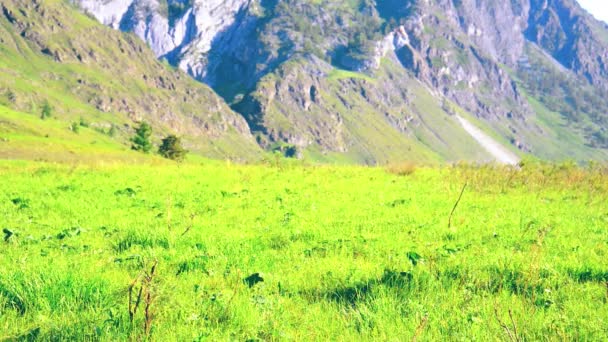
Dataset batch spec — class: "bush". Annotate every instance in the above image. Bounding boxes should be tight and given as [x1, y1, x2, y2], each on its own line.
[131, 122, 153, 153]
[386, 162, 417, 176]
[158, 134, 187, 161]
[70, 122, 80, 133]
[40, 100, 52, 119]
[271, 142, 298, 158]
[107, 124, 117, 137]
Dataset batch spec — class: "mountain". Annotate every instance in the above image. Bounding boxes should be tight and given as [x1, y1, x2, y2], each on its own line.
[74, 0, 608, 164]
[0, 0, 262, 161]
[3, 0, 608, 164]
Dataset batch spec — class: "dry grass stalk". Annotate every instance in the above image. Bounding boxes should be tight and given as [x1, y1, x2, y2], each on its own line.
[448, 182, 467, 228]
[494, 305, 521, 342]
[181, 213, 196, 237]
[411, 314, 429, 342]
[128, 261, 158, 338]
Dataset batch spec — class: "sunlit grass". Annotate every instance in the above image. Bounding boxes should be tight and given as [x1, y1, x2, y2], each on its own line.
[1, 160, 607, 340]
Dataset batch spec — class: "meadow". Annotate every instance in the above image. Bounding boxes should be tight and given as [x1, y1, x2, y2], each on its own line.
[1, 159, 607, 340]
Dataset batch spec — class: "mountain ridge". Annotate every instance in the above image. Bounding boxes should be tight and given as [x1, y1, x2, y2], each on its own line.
[2, 0, 608, 163]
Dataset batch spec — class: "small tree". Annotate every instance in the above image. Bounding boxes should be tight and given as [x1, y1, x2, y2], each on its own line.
[131, 122, 153, 153]
[70, 122, 80, 133]
[158, 134, 187, 161]
[40, 100, 52, 119]
[107, 124, 117, 137]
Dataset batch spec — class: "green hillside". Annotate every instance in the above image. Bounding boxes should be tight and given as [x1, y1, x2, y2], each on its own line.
[0, 0, 261, 161]
[0, 104, 172, 163]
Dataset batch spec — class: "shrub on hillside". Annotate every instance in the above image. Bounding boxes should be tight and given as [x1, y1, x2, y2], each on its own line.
[107, 124, 117, 137]
[70, 122, 80, 133]
[131, 122, 153, 153]
[386, 162, 417, 176]
[158, 134, 187, 161]
[40, 100, 52, 119]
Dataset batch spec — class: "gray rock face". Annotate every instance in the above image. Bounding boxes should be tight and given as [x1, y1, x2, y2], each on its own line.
[77, 0, 608, 97]
[79, 0, 133, 29]
[78, 0, 252, 81]
[372, 1, 533, 121]
[526, 0, 608, 91]
[447, 0, 531, 65]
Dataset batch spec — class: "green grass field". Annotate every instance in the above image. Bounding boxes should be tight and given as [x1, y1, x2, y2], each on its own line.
[1, 159, 607, 340]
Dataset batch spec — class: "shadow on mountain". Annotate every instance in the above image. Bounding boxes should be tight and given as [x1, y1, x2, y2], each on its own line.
[202, 0, 290, 104]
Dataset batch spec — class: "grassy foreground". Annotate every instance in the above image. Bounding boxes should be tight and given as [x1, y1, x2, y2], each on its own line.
[1, 160, 607, 340]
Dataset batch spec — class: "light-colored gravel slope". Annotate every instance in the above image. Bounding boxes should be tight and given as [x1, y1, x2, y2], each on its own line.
[456, 115, 520, 165]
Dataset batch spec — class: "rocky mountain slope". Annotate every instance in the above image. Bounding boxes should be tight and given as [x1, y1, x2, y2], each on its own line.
[0, 0, 261, 160]
[5, 0, 608, 164]
[74, 0, 608, 164]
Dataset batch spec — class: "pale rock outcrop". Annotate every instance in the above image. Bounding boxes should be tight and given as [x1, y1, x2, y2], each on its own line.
[78, 0, 252, 80]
